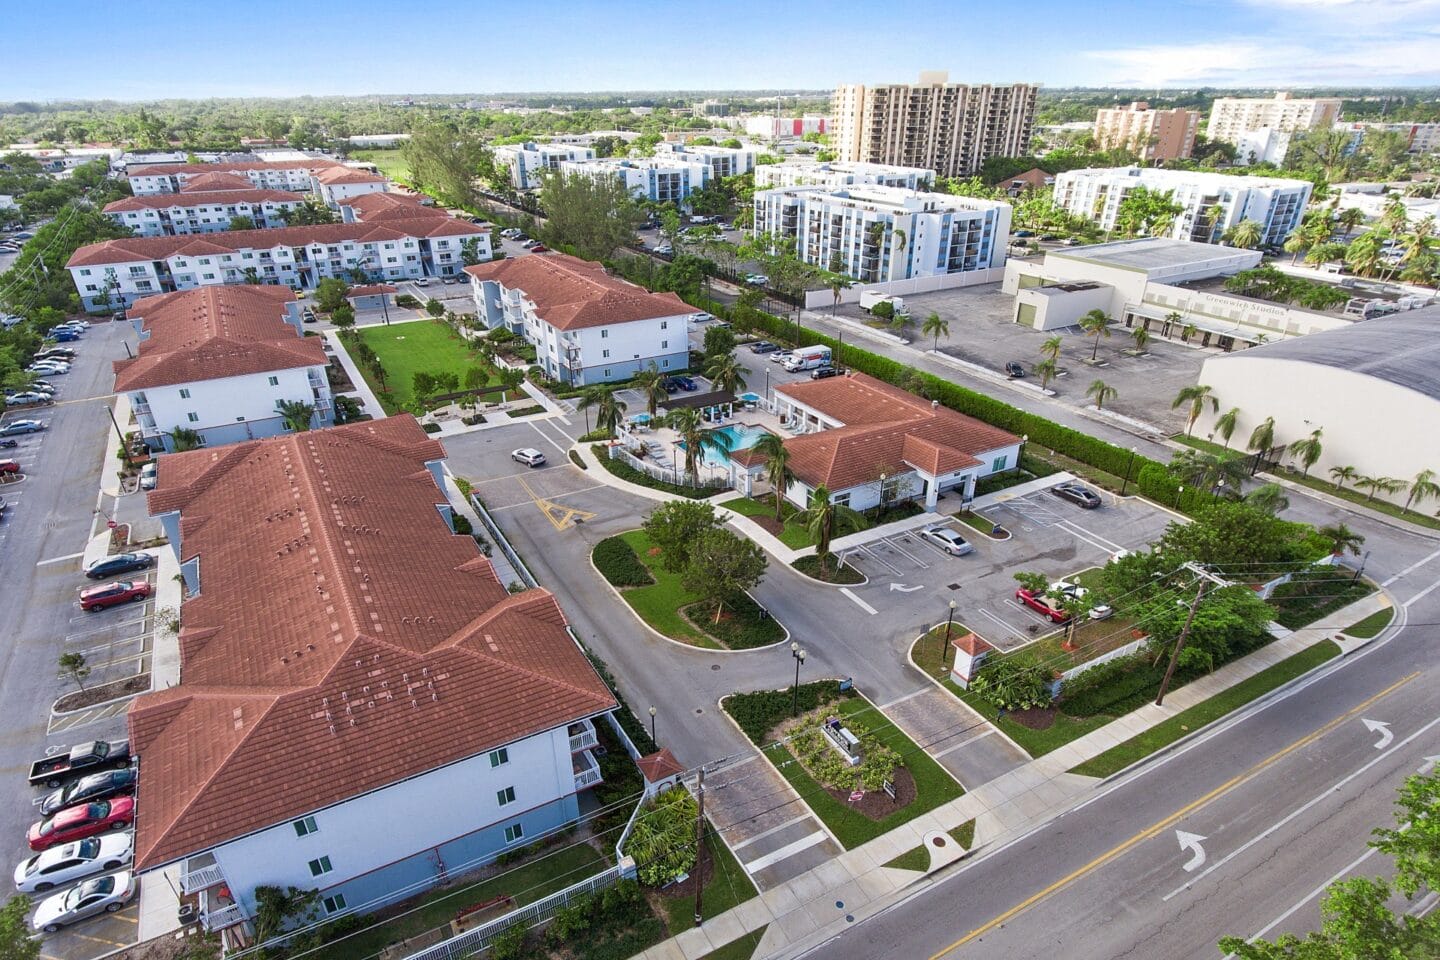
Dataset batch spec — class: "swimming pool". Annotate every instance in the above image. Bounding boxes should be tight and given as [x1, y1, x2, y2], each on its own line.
[680, 423, 771, 469]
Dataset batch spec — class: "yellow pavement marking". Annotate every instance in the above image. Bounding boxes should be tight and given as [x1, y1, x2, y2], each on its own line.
[112, 912, 138, 923]
[72, 932, 127, 946]
[929, 671, 1420, 958]
[516, 476, 596, 531]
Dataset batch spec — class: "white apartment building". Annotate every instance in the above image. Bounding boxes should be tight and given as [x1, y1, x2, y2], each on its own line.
[557, 156, 710, 206]
[1335, 121, 1440, 155]
[311, 165, 388, 207]
[652, 142, 756, 179]
[754, 160, 935, 191]
[831, 72, 1038, 177]
[753, 185, 1011, 284]
[493, 142, 597, 190]
[102, 190, 308, 237]
[115, 286, 332, 450]
[1052, 167, 1312, 247]
[132, 415, 618, 948]
[742, 116, 829, 140]
[466, 254, 691, 385]
[67, 219, 490, 310]
[1206, 92, 1342, 165]
[126, 159, 347, 195]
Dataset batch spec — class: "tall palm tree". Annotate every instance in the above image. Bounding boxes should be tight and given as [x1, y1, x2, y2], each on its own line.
[594, 390, 627, 438]
[1078, 309, 1111, 361]
[748, 432, 792, 521]
[1400, 215, 1436, 268]
[1328, 465, 1359, 492]
[921, 312, 950, 351]
[705, 353, 747, 395]
[1337, 207, 1364, 237]
[1035, 357, 1057, 391]
[1316, 522, 1365, 557]
[802, 484, 865, 573]
[1247, 416, 1277, 476]
[1162, 311, 1182, 339]
[1283, 228, 1311, 265]
[1172, 384, 1218, 437]
[167, 427, 203, 452]
[1287, 427, 1324, 477]
[1379, 195, 1410, 235]
[634, 364, 668, 418]
[1204, 203, 1227, 243]
[666, 408, 731, 484]
[1401, 468, 1440, 515]
[1244, 483, 1290, 515]
[1086, 379, 1117, 410]
[576, 385, 607, 435]
[829, 274, 850, 317]
[1355, 475, 1405, 503]
[1214, 407, 1240, 448]
[1040, 335, 1063, 362]
[1345, 232, 1387, 279]
[1168, 448, 1248, 493]
[1222, 218, 1263, 250]
[275, 399, 316, 433]
[1130, 326, 1150, 353]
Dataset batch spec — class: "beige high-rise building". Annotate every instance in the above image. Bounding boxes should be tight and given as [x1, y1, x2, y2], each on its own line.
[831, 72, 1038, 178]
[1206, 92, 1342, 164]
[1094, 102, 1200, 161]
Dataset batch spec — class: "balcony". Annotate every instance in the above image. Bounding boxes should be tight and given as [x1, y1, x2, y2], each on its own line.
[202, 901, 247, 933]
[568, 719, 598, 753]
[573, 749, 603, 791]
[179, 853, 226, 895]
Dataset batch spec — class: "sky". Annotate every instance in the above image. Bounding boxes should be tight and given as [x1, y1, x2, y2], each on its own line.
[5, 0, 1439, 101]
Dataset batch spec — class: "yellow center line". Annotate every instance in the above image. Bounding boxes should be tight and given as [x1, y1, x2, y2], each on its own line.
[930, 670, 1419, 959]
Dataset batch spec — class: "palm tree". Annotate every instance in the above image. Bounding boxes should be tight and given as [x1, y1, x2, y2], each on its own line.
[1078, 309, 1111, 361]
[1287, 427, 1324, 477]
[634, 364, 668, 418]
[1130, 326, 1150, 353]
[1040, 335, 1063, 362]
[1247, 416, 1277, 476]
[576, 385, 607, 435]
[921, 312, 950, 351]
[1355, 475, 1405, 503]
[666, 408, 732, 484]
[1337, 207, 1364, 237]
[1162, 311, 1182, 339]
[748, 432, 792, 521]
[1283, 228, 1311, 265]
[705, 353, 747, 395]
[167, 427, 203, 452]
[1379, 195, 1410, 235]
[829, 274, 850, 317]
[1222, 218, 1263, 250]
[275, 399, 316, 433]
[594, 390, 627, 438]
[1328, 465, 1359, 492]
[1172, 384, 1218, 437]
[1168, 448, 1248, 493]
[1346, 232, 1387, 279]
[1086, 379, 1117, 410]
[1400, 215, 1436, 269]
[1214, 407, 1240, 448]
[802, 484, 866, 573]
[1316, 522, 1365, 557]
[1204, 203, 1227, 243]
[1401, 468, 1440, 515]
[1244, 483, 1290, 515]
[1035, 357, 1057, 391]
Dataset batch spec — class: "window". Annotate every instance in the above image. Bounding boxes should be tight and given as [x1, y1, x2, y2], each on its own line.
[600, 329, 608, 339]
[662, 359, 669, 368]
[308, 856, 333, 877]
[488, 748, 509, 767]
[322, 894, 347, 914]
[497, 786, 515, 806]
[80, 269, 92, 277]
[991, 455, 1008, 472]
[268, 376, 279, 386]
[85, 284, 97, 292]
[504, 823, 524, 844]
[660, 320, 668, 329]
[293, 816, 318, 837]
[186, 412, 199, 423]
[179, 388, 191, 399]
[661, 340, 668, 349]
[129, 265, 146, 276]
[602, 349, 610, 359]
[603, 369, 611, 378]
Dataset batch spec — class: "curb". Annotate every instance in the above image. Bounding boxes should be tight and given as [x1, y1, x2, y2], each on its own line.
[903, 626, 1033, 761]
[1261, 472, 1440, 542]
[784, 557, 870, 589]
[52, 677, 154, 718]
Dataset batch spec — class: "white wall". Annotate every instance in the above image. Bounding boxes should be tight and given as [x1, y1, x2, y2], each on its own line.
[130, 364, 329, 446]
[317, 181, 387, 206]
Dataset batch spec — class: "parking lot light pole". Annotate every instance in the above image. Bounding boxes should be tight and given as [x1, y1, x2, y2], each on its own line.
[648, 706, 657, 746]
[941, 599, 957, 673]
[1120, 446, 1137, 496]
[790, 642, 807, 717]
[1175, 485, 1184, 509]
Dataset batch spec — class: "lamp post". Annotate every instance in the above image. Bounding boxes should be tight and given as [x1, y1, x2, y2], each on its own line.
[648, 706, 657, 746]
[941, 599, 957, 673]
[878, 472, 888, 516]
[1176, 485, 1184, 508]
[1214, 478, 1226, 501]
[1120, 446, 1137, 496]
[790, 642, 807, 717]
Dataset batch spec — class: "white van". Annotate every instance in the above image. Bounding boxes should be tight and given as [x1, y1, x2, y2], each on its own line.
[783, 345, 832, 372]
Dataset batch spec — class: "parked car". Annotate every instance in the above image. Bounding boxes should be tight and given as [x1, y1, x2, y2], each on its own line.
[530, 244, 548, 253]
[653, 244, 673, 256]
[84, 553, 156, 581]
[28, 363, 69, 376]
[0, 439, 17, 448]
[1050, 482, 1102, 509]
[1014, 229, 1034, 238]
[31, 872, 136, 933]
[28, 798, 135, 852]
[523, 240, 542, 250]
[40, 770, 138, 818]
[749, 341, 778, 354]
[301, 308, 318, 323]
[810, 366, 841, 380]
[667, 375, 697, 391]
[1040, 234, 1060, 242]
[0, 420, 46, 436]
[919, 526, 973, 556]
[139, 461, 158, 490]
[6, 391, 53, 407]
[79, 580, 152, 613]
[690, 312, 714, 323]
[744, 273, 769, 285]
[0, 459, 18, 474]
[442, 276, 458, 285]
[13, 835, 134, 895]
[1062, 237, 1082, 246]
[29, 740, 133, 789]
[34, 348, 76, 361]
[769, 351, 793, 365]
[1050, 581, 1113, 620]
[51, 330, 81, 343]
[30, 379, 56, 393]
[1004, 361, 1025, 378]
[511, 448, 547, 468]
[1015, 587, 1069, 623]
[414, 277, 430, 287]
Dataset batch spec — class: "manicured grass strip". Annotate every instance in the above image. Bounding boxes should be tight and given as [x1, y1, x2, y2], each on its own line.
[1069, 640, 1342, 779]
[618, 530, 716, 648]
[1275, 468, 1440, 531]
[699, 927, 767, 960]
[1170, 434, 1245, 461]
[720, 495, 815, 549]
[354, 320, 491, 413]
[883, 845, 931, 872]
[763, 697, 963, 849]
[310, 841, 606, 960]
[1269, 569, 1375, 630]
[1341, 607, 1394, 639]
[954, 510, 1003, 536]
[950, 818, 975, 850]
[658, 827, 758, 934]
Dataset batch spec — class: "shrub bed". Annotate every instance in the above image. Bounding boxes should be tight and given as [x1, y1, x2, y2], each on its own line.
[682, 594, 785, 650]
[591, 444, 717, 499]
[506, 404, 546, 418]
[792, 555, 865, 584]
[1269, 567, 1374, 630]
[569, 449, 588, 470]
[594, 536, 655, 587]
[724, 681, 851, 744]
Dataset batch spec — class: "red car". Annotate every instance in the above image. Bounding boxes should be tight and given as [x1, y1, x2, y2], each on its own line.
[530, 244, 548, 252]
[0, 460, 18, 475]
[28, 798, 135, 851]
[1015, 588, 1069, 623]
[80, 580, 152, 612]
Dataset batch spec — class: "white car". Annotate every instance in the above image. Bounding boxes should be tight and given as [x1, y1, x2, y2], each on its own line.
[1051, 581, 1113, 620]
[139, 462, 158, 491]
[14, 835, 134, 894]
[769, 351, 793, 365]
[511, 448, 546, 468]
[32, 872, 135, 933]
[29, 363, 70, 376]
[919, 526, 973, 557]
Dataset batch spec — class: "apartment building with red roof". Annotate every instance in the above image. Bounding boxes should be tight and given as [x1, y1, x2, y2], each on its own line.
[102, 189, 309, 237]
[465, 253, 692, 385]
[115, 286, 332, 451]
[311, 164, 388, 206]
[338, 191, 449, 224]
[126, 159, 345, 195]
[766, 372, 1020, 510]
[135, 415, 617, 945]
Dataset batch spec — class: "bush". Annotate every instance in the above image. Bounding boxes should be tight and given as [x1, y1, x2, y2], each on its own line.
[422, 422, 442, 434]
[395, 293, 420, 308]
[507, 404, 546, 418]
[625, 787, 699, 886]
[579, 428, 612, 442]
[594, 536, 654, 587]
[969, 652, 1052, 710]
[724, 681, 849, 744]
[461, 414, 485, 426]
[569, 450, 587, 470]
[452, 513, 473, 536]
[591, 444, 717, 499]
[489, 922, 528, 960]
[1060, 660, 1167, 718]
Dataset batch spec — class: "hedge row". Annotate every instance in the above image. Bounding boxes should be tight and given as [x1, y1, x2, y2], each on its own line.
[593, 535, 654, 587]
[1134, 462, 1210, 514]
[723, 680, 850, 744]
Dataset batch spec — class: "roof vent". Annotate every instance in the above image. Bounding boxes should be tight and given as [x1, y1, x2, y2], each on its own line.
[932, 400, 939, 409]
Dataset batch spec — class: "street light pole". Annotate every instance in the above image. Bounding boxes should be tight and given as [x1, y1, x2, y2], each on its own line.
[1156, 574, 1208, 706]
[648, 706, 657, 746]
[941, 599, 957, 673]
[790, 642, 807, 716]
[1120, 446, 1137, 496]
[1175, 485, 1185, 509]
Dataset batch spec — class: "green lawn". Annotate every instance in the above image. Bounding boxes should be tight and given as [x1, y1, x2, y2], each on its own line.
[657, 826, 758, 934]
[882, 845, 931, 871]
[1341, 607, 1394, 639]
[1269, 568, 1375, 630]
[763, 696, 964, 849]
[1171, 434, 1246, 460]
[954, 510, 1005, 537]
[950, 818, 975, 849]
[719, 495, 815, 549]
[1273, 468, 1440, 531]
[353, 321, 492, 414]
[700, 927, 767, 960]
[1070, 640, 1342, 779]
[350, 148, 412, 183]
[312, 841, 607, 960]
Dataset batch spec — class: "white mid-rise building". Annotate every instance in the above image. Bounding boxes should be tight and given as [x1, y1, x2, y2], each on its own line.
[652, 142, 756, 180]
[1052, 167, 1312, 247]
[126, 159, 342, 195]
[1334, 121, 1440, 156]
[493, 142, 597, 190]
[102, 190, 309, 237]
[754, 185, 1010, 284]
[755, 160, 934, 191]
[557, 156, 711, 206]
[742, 116, 830, 140]
[311, 165, 388, 207]
[1206, 92, 1342, 165]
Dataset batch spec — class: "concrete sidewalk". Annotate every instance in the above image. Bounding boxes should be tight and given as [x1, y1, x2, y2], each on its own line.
[633, 590, 1393, 960]
[324, 330, 388, 420]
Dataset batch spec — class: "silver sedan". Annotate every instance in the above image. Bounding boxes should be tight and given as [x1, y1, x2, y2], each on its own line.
[31, 872, 135, 933]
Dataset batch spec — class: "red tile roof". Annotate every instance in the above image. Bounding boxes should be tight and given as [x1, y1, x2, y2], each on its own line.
[637, 749, 685, 783]
[103, 190, 304, 213]
[775, 373, 1017, 490]
[66, 218, 487, 268]
[464, 254, 689, 331]
[340, 192, 449, 222]
[129, 416, 616, 870]
[113, 287, 325, 392]
[952, 632, 994, 656]
[126, 159, 343, 178]
[313, 166, 386, 185]
[346, 284, 398, 297]
[179, 172, 264, 193]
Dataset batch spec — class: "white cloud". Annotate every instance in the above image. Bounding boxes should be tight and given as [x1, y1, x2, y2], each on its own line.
[1084, 34, 1440, 87]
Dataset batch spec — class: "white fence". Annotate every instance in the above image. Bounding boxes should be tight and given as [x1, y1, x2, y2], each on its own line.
[609, 445, 729, 492]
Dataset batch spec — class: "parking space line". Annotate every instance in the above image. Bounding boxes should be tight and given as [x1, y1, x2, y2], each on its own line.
[933, 727, 998, 759]
[1053, 520, 1116, 554]
[886, 536, 929, 569]
[840, 588, 878, 615]
[978, 609, 1020, 636]
[1056, 519, 1125, 553]
[857, 543, 901, 575]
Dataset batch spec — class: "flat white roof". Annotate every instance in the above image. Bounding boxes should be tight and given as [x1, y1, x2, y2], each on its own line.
[1048, 237, 1260, 274]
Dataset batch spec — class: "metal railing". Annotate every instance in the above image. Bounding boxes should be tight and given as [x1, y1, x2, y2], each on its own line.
[468, 493, 538, 589]
[202, 902, 246, 932]
[179, 861, 225, 895]
[609, 446, 729, 492]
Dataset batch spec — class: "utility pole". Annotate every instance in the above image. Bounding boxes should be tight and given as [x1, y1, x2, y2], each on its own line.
[1156, 563, 1226, 706]
[693, 766, 706, 927]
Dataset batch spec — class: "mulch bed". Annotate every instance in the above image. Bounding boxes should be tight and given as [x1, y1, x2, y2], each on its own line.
[55, 673, 151, 712]
[750, 514, 786, 537]
[653, 847, 716, 904]
[327, 357, 357, 392]
[820, 766, 917, 821]
[1007, 707, 1057, 730]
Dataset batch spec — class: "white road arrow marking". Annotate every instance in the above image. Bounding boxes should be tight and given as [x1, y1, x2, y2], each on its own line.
[1419, 755, 1440, 774]
[888, 583, 924, 593]
[1362, 718, 1394, 750]
[1176, 830, 1207, 872]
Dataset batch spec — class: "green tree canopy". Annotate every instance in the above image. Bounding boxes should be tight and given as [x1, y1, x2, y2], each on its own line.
[641, 500, 720, 574]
